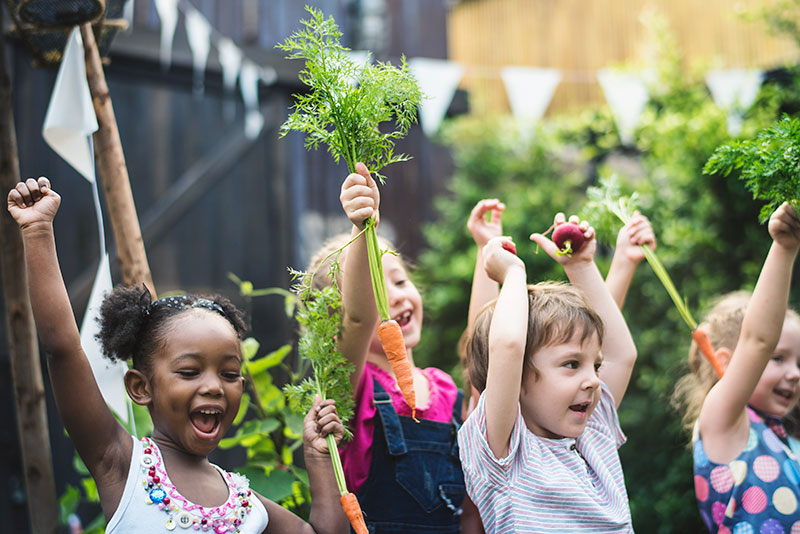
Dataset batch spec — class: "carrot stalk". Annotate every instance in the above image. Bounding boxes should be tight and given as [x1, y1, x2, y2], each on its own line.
[599, 193, 725, 376]
[378, 319, 416, 420]
[691, 328, 725, 378]
[364, 216, 417, 418]
[340, 492, 368, 534]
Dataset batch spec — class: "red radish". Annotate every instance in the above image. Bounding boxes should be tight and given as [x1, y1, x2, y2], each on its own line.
[502, 242, 517, 255]
[552, 223, 585, 256]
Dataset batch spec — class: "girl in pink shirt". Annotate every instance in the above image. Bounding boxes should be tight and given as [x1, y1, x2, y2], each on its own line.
[307, 162, 483, 533]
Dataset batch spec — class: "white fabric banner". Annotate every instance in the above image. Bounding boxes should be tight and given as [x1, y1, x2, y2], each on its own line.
[79, 255, 130, 424]
[240, 60, 263, 139]
[42, 27, 131, 425]
[501, 66, 561, 137]
[42, 28, 97, 183]
[184, 6, 212, 94]
[217, 37, 243, 93]
[597, 69, 649, 145]
[408, 57, 464, 137]
[154, 0, 178, 69]
[705, 69, 764, 135]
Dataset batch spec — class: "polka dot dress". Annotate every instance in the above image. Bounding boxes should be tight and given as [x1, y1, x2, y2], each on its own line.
[694, 408, 800, 533]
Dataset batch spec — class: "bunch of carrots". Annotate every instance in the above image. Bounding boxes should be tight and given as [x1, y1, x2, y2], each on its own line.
[278, 6, 423, 531]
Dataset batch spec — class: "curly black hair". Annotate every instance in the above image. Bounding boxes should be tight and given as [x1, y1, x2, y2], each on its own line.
[96, 284, 247, 373]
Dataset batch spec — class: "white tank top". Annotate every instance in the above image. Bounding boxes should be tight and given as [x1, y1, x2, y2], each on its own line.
[106, 436, 269, 533]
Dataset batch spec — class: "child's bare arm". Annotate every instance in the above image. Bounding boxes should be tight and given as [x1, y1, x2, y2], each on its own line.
[606, 211, 656, 309]
[531, 214, 637, 407]
[466, 199, 505, 333]
[338, 162, 381, 391]
[7, 178, 129, 491]
[701, 202, 800, 456]
[482, 236, 527, 458]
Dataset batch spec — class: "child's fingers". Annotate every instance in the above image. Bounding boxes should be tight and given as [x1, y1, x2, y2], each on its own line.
[554, 212, 566, 225]
[355, 162, 375, 188]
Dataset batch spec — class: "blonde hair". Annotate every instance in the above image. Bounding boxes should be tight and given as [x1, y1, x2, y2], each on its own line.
[672, 290, 800, 432]
[306, 232, 409, 292]
[466, 281, 605, 393]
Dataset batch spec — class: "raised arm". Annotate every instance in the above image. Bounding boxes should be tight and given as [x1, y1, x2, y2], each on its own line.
[466, 199, 505, 333]
[338, 162, 381, 391]
[605, 211, 656, 309]
[700, 202, 800, 455]
[531, 214, 637, 407]
[7, 178, 128, 492]
[481, 236, 528, 458]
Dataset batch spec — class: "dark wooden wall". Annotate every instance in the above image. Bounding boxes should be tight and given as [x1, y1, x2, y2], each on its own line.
[0, 0, 459, 531]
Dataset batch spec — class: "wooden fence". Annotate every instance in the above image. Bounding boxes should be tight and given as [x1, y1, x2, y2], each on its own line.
[448, 0, 799, 115]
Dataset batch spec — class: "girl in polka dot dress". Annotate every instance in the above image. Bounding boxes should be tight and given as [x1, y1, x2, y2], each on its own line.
[673, 202, 800, 533]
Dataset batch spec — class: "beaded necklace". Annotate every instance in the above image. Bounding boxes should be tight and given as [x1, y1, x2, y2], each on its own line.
[139, 437, 254, 532]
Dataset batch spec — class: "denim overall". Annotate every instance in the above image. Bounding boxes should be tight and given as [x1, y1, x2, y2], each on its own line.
[354, 379, 466, 533]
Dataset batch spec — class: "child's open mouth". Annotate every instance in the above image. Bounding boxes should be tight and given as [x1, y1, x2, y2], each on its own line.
[190, 408, 222, 436]
[569, 402, 590, 413]
[394, 310, 412, 328]
[775, 388, 795, 403]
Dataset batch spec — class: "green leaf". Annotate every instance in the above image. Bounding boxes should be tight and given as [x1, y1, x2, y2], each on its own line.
[218, 418, 281, 448]
[59, 484, 80, 524]
[233, 393, 250, 425]
[241, 337, 260, 362]
[249, 344, 292, 373]
[241, 467, 298, 503]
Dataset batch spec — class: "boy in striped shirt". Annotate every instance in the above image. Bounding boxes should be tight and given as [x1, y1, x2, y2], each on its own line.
[458, 215, 637, 533]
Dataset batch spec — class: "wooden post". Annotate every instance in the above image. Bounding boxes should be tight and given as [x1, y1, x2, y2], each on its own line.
[80, 23, 155, 295]
[0, 16, 60, 534]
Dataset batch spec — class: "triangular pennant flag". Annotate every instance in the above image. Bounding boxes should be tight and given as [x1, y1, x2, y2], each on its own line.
[80, 255, 131, 424]
[408, 57, 464, 137]
[217, 37, 243, 93]
[501, 66, 561, 137]
[705, 69, 764, 136]
[154, 0, 178, 69]
[597, 69, 649, 145]
[240, 60, 263, 139]
[42, 27, 98, 183]
[184, 6, 211, 94]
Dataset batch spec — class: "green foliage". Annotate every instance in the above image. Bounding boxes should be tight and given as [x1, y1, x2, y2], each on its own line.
[704, 115, 800, 221]
[283, 284, 355, 433]
[277, 5, 422, 180]
[417, 11, 800, 532]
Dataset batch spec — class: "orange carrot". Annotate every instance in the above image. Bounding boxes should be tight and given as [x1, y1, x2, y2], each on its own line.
[340, 492, 368, 534]
[692, 327, 725, 378]
[377, 319, 417, 420]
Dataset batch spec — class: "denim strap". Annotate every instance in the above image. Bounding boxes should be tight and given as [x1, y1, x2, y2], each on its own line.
[373, 379, 408, 456]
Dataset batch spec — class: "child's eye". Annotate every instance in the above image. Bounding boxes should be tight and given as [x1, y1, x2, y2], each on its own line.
[223, 372, 242, 381]
[773, 355, 785, 363]
[594, 363, 603, 373]
[394, 279, 407, 287]
[563, 361, 579, 370]
[176, 370, 199, 377]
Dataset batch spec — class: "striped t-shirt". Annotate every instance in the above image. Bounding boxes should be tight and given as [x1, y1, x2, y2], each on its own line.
[457, 382, 633, 533]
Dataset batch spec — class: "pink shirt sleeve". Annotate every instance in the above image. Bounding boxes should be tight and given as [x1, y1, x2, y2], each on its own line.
[340, 363, 460, 493]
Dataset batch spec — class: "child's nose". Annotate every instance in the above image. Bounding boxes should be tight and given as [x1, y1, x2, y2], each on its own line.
[786, 364, 800, 382]
[199, 374, 224, 396]
[582, 369, 600, 390]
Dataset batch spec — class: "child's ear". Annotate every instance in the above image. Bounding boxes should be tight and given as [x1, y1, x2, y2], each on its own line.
[715, 347, 733, 372]
[125, 369, 152, 406]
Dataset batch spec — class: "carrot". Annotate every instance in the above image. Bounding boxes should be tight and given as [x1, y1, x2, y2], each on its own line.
[377, 319, 417, 420]
[340, 492, 368, 534]
[692, 327, 725, 378]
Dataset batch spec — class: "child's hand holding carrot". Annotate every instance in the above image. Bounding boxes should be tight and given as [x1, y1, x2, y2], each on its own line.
[768, 202, 800, 252]
[614, 211, 656, 265]
[340, 162, 379, 230]
[303, 395, 345, 455]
